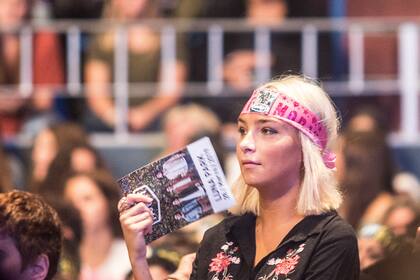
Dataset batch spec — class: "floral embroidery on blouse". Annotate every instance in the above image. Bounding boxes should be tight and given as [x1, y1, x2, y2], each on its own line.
[208, 241, 241, 280]
[258, 243, 305, 280]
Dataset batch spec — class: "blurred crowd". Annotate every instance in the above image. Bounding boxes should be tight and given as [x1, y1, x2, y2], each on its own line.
[1, 0, 417, 140]
[1, 0, 420, 280]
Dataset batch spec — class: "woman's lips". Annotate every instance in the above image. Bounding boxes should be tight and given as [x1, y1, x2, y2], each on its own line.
[241, 160, 261, 167]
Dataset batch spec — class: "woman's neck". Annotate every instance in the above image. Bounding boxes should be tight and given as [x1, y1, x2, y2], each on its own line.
[254, 185, 304, 266]
[80, 226, 114, 268]
[257, 179, 301, 223]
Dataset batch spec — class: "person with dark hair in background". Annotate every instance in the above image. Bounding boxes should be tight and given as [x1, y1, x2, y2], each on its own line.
[38, 142, 108, 200]
[0, 190, 62, 280]
[345, 105, 390, 135]
[63, 170, 131, 280]
[28, 122, 89, 192]
[336, 130, 396, 229]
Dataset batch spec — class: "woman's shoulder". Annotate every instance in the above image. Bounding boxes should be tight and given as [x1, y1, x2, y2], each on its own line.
[317, 211, 358, 243]
[300, 211, 357, 243]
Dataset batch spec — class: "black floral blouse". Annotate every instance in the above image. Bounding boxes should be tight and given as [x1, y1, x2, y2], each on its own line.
[190, 211, 359, 280]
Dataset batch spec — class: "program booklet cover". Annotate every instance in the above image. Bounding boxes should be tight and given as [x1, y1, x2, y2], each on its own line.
[117, 137, 236, 244]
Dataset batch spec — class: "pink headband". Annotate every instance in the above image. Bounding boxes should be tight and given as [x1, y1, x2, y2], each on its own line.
[240, 87, 336, 169]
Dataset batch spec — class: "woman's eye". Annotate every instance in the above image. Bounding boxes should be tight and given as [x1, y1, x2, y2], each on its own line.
[261, 127, 277, 135]
[238, 126, 246, 135]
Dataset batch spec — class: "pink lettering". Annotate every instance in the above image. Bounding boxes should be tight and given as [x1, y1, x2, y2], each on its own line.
[275, 103, 288, 116]
[298, 117, 306, 126]
[288, 111, 297, 121]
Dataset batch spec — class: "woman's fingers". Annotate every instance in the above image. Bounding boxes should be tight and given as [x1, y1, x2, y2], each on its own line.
[118, 193, 154, 237]
[118, 194, 152, 211]
[126, 215, 153, 233]
[126, 193, 153, 204]
[124, 211, 153, 227]
[119, 202, 154, 237]
[120, 202, 153, 221]
[118, 196, 134, 212]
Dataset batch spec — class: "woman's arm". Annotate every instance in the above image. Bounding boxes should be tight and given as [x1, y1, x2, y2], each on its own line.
[118, 194, 154, 280]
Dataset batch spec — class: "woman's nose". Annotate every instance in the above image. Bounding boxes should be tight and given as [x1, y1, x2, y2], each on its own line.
[238, 131, 256, 153]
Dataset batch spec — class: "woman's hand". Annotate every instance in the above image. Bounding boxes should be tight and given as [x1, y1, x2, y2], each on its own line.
[118, 194, 154, 264]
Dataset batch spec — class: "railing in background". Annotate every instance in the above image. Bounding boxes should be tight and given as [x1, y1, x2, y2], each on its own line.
[1, 17, 419, 147]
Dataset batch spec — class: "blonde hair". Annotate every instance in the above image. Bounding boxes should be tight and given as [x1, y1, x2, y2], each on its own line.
[163, 103, 221, 135]
[230, 75, 342, 216]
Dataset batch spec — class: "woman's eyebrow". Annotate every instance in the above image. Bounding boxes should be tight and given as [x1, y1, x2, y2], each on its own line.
[237, 117, 245, 124]
[256, 119, 283, 126]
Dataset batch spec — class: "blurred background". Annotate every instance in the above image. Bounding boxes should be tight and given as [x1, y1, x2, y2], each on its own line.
[1, 0, 419, 178]
[1, 1, 420, 279]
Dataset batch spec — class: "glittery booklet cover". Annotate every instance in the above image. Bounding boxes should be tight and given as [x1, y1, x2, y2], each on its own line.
[117, 137, 235, 244]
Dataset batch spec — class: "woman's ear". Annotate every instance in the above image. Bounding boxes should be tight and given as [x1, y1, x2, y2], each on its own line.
[22, 254, 50, 280]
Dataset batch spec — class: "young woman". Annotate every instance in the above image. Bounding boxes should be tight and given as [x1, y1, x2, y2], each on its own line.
[65, 171, 132, 280]
[118, 75, 360, 279]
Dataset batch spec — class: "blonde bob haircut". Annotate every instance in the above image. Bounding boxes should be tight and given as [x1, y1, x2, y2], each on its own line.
[230, 75, 342, 216]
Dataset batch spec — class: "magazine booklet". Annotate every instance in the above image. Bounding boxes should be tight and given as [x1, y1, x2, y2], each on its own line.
[117, 137, 236, 244]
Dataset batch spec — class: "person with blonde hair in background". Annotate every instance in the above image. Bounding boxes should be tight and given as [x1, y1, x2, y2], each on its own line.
[161, 103, 221, 155]
[118, 75, 359, 279]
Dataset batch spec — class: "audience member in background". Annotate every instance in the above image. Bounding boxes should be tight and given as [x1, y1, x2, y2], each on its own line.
[392, 172, 420, 205]
[164, 253, 196, 280]
[84, 0, 186, 132]
[359, 223, 420, 280]
[147, 247, 180, 280]
[345, 105, 389, 136]
[0, 0, 64, 140]
[357, 224, 394, 270]
[63, 171, 131, 280]
[28, 122, 88, 192]
[0, 190, 62, 280]
[39, 142, 107, 199]
[183, 0, 246, 83]
[382, 197, 420, 238]
[223, 0, 299, 91]
[336, 130, 396, 229]
[161, 103, 221, 155]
